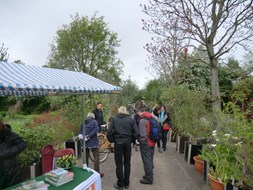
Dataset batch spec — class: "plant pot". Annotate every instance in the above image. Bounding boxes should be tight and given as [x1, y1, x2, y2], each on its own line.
[184, 142, 202, 164]
[208, 174, 224, 190]
[193, 156, 204, 174]
[226, 180, 253, 190]
[20, 161, 42, 181]
[176, 135, 188, 153]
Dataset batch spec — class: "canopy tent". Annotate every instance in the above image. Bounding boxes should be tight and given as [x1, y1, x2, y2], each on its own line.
[0, 61, 121, 96]
[0, 61, 121, 168]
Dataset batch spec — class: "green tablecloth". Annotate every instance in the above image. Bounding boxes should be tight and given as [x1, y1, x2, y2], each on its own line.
[5, 166, 93, 190]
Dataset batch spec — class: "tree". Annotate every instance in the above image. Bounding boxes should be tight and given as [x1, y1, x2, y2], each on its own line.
[0, 43, 9, 62]
[177, 47, 211, 91]
[116, 78, 140, 107]
[218, 57, 243, 101]
[143, 16, 189, 85]
[142, 0, 253, 110]
[143, 79, 164, 104]
[47, 14, 123, 84]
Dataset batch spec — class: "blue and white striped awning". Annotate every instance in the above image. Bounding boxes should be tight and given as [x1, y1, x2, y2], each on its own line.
[0, 61, 122, 96]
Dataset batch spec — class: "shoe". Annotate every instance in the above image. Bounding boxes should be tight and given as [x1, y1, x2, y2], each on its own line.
[124, 185, 129, 189]
[143, 175, 146, 179]
[163, 147, 166, 151]
[158, 147, 163, 153]
[114, 183, 123, 190]
[100, 172, 104, 177]
[140, 178, 153, 184]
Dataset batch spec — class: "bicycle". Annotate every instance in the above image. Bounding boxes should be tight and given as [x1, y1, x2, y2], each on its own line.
[89, 128, 114, 163]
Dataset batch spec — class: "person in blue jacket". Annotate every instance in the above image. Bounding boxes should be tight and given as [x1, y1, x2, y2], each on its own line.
[78, 112, 104, 177]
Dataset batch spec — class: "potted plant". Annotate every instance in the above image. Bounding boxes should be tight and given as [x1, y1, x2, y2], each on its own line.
[56, 154, 76, 170]
[201, 137, 241, 190]
[16, 124, 54, 180]
[160, 86, 213, 160]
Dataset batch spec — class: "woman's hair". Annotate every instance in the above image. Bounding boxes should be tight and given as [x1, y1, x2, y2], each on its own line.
[161, 105, 167, 110]
[118, 106, 129, 114]
[152, 104, 161, 112]
[87, 112, 95, 118]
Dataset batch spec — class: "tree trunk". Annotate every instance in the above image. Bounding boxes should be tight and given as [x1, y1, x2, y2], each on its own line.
[210, 58, 221, 111]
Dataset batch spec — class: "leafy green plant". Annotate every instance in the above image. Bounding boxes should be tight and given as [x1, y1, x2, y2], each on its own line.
[201, 102, 253, 187]
[201, 144, 240, 184]
[236, 144, 253, 188]
[160, 85, 213, 140]
[16, 124, 55, 166]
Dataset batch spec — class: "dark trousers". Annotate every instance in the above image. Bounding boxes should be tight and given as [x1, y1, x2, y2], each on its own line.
[86, 148, 100, 172]
[114, 143, 132, 188]
[157, 130, 169, 149]
[140, 141, 154, 181]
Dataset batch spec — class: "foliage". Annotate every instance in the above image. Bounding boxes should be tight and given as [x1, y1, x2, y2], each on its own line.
[15, 124, 55, 166]
[201, 102, 253, 186]
[56, 154, 76, 169]
[160, 85, 213, 138]
[218, 57, 244, 100]
[116, 78, 140, 108]
[143, 79, 164, 104]
[177, 46, 211, 92]
[31, 112, 77, 147]
[18, 96, 51, 114]
[236, 144, 253, 188]
[143, 18, 188, 83]
[231, 77, 253, 118]
[47, 13, 123, 84]
[142, 0, 253, 110]
[201, 144, 240, 184]
[0, 97, 17, 111]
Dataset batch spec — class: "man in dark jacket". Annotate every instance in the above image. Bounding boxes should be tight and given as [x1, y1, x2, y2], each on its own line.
[0, 120, 27, 189]
[107, 106, 139, 190]
[78, 112, 104, 177]
[92, 102, 105, 132]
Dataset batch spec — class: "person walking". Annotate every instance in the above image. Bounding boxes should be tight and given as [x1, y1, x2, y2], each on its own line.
[136, 104, 156, 185]
[0, 120, 27, 189]
[107, 106, 139, 190]
[78, 112, 104, 177]
[158, 105, 172, 152]
[92, 102, 105, 132]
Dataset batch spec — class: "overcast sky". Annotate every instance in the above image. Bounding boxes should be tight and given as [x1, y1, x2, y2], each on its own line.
[0, 0, 151, 89]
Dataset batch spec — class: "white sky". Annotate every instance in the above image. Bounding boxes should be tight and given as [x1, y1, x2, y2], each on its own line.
[0, 0, 151, 89]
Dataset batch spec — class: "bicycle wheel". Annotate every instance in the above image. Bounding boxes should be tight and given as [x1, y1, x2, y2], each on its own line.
[89, 133, 109, 163]
[99, 148, 110, 163]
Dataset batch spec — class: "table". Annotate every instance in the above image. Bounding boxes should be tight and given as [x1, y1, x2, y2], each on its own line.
[5, 166, 101, 190]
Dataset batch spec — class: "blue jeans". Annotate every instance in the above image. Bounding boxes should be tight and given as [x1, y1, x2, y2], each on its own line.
[157, 130, 169, 149]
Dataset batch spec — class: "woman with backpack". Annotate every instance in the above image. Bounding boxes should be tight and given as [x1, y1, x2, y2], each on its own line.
[157, 105, 172, 152]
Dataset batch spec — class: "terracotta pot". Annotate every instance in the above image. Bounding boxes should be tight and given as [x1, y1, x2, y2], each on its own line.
[208, 174, 224, 190]
[193, 156, 204, 173]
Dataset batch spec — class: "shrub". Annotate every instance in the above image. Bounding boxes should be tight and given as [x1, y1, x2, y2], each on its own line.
[16, 124, 55, 166]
